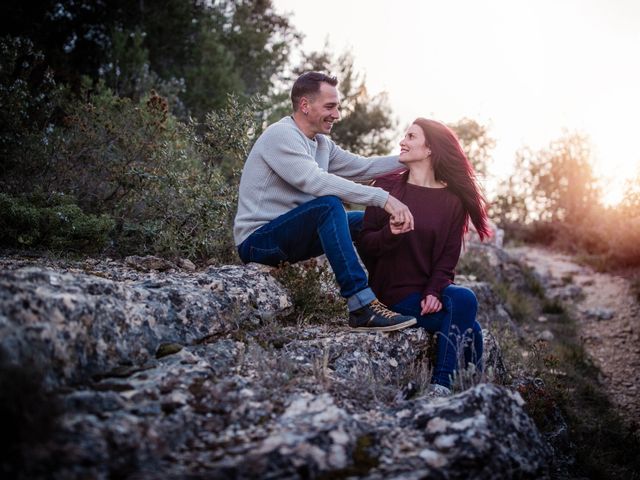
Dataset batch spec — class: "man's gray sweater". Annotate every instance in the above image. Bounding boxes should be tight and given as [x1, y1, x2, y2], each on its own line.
[233, 116, 402, 245]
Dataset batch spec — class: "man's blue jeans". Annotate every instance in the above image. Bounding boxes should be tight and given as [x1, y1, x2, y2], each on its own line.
[237, 196, 375, 311]
[392, 285, 483, 389]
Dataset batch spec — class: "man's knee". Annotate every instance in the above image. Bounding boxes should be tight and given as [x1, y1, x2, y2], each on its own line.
[315, 195, 343, 210]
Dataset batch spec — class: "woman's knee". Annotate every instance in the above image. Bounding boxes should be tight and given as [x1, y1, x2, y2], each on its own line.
[445, 286, 478, 311]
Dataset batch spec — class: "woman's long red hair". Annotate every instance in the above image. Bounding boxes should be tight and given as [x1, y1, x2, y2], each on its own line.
[413, 118, 491, 240]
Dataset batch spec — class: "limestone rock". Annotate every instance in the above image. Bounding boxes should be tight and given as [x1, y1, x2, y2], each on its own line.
[177, 258, 197, 272]
[0, 254, 555, 479]
[405, 383, 553, 478]
[125, 255, 177, 271]
[0, 263, 291, 387]
[584, 307, 615, 321]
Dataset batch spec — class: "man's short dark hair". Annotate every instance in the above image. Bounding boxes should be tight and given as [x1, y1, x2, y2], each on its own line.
[291, 71, 338, 111]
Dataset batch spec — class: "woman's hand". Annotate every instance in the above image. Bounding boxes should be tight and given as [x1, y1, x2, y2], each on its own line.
[421, 295, 443, 315]
[389, 218, 408, 235]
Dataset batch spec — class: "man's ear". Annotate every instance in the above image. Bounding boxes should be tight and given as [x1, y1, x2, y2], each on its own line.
[300, 97, 309, 115]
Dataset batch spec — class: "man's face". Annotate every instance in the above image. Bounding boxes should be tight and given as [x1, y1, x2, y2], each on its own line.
[303, 83, 341, 136]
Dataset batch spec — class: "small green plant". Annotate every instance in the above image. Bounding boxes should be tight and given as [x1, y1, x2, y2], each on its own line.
[272, 259, 347, 324]
[457, 252, 497, 282]
[525, 339, 559, 377]
[522, 265, 545, 298]
[494, 282, 534, 322]
[541, 298, 564, 314]
[516, 377, 561, 432]
[561, 273, 574, 285]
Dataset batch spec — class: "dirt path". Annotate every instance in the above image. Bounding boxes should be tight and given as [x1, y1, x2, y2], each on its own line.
[509, 246, 640, 430]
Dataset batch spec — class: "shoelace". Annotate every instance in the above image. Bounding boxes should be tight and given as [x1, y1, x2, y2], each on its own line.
[370, 300, 396, 319]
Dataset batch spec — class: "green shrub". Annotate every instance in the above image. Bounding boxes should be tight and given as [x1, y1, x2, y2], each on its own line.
[37, 83, 258, 263]
[522, 265, 545, 298]
[1, 36, 262, 264]
[48, 81, 178, 214]
[458, 251, 535, 323]
[112, 93, 260, 263]
[0, 36, 62, 194]
[272, 259, 347, 324]
[144, 93, 262, 263]
[0, 35, 270, 264]
[0, 192, 114, 252]
[494, 283, 534, 322]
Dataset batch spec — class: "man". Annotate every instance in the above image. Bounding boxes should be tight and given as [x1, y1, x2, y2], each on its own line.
[234, 71, 416, 331]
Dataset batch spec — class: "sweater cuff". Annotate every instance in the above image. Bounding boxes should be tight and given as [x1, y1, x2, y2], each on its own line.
[380, 222, 405, 245]
[373, 189, 390, 209]
[422, 287, 442, 301]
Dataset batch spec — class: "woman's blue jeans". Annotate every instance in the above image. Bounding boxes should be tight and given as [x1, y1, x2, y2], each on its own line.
[237, 196, 374, 311]
[392, 285, 483, 389]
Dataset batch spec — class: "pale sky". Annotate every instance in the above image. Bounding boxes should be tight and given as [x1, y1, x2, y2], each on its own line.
[272, 0, 640, 204]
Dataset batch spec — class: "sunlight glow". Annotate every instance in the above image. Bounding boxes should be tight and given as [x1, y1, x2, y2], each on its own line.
[273, 0, 640, 205]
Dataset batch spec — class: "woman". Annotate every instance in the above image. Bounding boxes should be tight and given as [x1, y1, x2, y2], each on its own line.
[356, 118, 491, 395]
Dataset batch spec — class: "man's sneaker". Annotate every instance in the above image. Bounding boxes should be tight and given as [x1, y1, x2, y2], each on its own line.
[348, 299, 417, 332]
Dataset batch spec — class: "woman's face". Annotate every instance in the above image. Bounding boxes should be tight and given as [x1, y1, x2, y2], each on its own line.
[399, 124, 430, 164]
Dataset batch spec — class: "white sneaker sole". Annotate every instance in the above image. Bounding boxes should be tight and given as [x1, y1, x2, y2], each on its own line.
[350, 317, 417, 332]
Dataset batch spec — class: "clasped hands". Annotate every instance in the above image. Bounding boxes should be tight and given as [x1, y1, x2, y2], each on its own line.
[383, 194, 414, 234]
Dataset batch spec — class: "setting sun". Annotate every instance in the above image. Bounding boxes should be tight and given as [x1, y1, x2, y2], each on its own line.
[588, 113, 640, 206]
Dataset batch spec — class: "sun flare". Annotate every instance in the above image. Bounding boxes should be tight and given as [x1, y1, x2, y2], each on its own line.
[590, 122, 640, 207]
[274, 0, 640, 210]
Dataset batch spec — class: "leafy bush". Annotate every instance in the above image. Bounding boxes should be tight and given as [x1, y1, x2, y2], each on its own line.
[0, 192, 114, 252]
[2, 71, 259, 263]
[0, 59, 261, 263]
[48, 81, 178, 214]
[0, 36, 61, 194]
[502, 213, 640, 272]
[111, 93, 259, 263]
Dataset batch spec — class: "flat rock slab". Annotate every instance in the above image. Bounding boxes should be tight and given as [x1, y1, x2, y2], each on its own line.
[0, 264, 291, 387]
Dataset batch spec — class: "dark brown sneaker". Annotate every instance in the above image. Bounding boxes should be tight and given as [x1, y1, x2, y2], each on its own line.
[348, 299, 417, 332]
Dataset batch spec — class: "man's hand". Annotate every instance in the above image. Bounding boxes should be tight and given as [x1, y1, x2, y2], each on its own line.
[421, 295, 443, 315]
[383, 195, 414, 234]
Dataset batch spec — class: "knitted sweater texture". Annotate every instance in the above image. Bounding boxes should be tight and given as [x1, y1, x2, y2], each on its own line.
[357, 171, 466, 306]
[233, 116, 402, 245]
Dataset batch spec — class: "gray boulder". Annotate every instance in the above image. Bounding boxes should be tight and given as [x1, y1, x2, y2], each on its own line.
[0, 263, 291, 387]
[0, 256, 551, 479]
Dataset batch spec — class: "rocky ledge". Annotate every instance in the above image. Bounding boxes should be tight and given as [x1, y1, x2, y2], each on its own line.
[0, 250, 553, 479]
